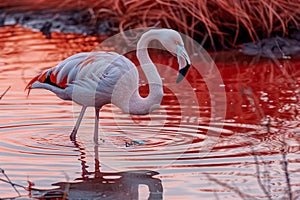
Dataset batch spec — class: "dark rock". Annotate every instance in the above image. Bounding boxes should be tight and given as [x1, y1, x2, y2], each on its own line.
[241, 36, 300, 59]
[40, 21, 52, 39]
[0, 16, 4, 27]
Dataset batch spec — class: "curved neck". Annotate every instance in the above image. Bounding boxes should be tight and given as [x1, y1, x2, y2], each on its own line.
[137, 31, 163, 86]
[128, 30, 164, 115]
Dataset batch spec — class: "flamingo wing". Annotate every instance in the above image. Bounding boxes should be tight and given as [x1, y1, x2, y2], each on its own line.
[26, 52, 138, 106]
[68, 52, 137, 106]
[26, 53, 90, 91]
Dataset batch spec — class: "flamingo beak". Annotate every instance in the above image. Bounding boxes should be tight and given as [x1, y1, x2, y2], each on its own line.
[176, 45, 191, 83]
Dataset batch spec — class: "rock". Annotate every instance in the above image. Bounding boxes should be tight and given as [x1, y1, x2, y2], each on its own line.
[40, 21, 52, 39]
[241, 36, 300, 59]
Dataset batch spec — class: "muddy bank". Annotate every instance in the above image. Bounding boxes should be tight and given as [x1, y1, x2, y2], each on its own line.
[0, 9, 113, 38]
[241, 34, 300, 59]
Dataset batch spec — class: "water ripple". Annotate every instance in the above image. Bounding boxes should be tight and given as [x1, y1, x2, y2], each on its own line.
[0, 26, 299, 199]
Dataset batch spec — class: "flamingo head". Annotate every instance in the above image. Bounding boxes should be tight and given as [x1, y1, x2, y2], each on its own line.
[157, 29, 191, 83]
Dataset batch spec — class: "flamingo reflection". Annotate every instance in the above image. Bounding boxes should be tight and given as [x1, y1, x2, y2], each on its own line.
[31, 142, 163, 200]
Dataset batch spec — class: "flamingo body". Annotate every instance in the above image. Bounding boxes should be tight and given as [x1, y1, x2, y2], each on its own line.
[26, 29, 191, 141]
[27, 52, 137, 107]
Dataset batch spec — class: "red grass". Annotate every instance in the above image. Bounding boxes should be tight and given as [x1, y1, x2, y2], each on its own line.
[96, 0, 300, 48]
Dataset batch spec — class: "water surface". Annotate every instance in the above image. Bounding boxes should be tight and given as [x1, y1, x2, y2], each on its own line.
[0, 25, 299, 199]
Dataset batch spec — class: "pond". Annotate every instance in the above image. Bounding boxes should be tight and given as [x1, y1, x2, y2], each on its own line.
[0, 25, 299, 199]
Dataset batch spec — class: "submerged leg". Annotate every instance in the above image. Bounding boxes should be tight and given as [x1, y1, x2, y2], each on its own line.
[70, 106, 87, 141]
[94, 107, 100, 144]
[94, 143, 101, 178]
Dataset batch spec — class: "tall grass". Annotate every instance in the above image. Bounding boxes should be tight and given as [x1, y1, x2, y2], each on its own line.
[1, 0, 299, 48]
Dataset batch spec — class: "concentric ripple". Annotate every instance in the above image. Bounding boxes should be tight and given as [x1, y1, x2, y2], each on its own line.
[1, 26, 299, 199]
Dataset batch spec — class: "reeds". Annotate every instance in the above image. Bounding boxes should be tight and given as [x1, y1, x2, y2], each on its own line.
[0, 86, 10, 100]
[1, 0, 299, 49]
[95, 0, 300, 48]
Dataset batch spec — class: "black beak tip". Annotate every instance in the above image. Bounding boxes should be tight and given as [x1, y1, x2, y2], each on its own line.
[176, 63, 190, 83]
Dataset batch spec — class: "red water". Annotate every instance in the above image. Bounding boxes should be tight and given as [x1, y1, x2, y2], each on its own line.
[0, 25, 299, 199]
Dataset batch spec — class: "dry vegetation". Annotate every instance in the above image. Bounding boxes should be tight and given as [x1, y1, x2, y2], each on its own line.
[1, 0, 300, 49]
[96, 0, 300, 49]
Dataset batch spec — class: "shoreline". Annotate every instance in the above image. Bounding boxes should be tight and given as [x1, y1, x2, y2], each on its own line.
[1, 6, 300, 59]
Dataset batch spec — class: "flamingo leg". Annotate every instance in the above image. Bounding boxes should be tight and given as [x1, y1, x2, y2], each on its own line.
[94, 107, 100, 144]
[70, 106, 87, 141]
[94, 142, 101, 178]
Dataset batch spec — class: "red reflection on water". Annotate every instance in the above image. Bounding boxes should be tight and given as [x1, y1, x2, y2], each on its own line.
[2, 26, 297, 127]
[0, 25, 299, 199]
[216, 54, 299, 124]
[128, 49, 299, 126]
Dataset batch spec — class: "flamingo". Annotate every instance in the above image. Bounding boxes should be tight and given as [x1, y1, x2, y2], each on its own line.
[26, 29, 191, 142]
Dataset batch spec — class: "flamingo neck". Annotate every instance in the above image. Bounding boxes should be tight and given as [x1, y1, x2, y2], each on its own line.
[128, 30, 164, 115]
